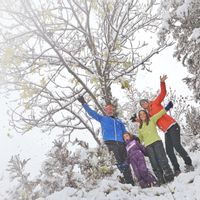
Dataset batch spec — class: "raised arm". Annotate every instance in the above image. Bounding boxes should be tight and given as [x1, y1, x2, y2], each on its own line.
[153, 75, 167, 104]
[78, 96, 103, 122]
[151, 109, 166, 123]
[83, 104, 104, 122]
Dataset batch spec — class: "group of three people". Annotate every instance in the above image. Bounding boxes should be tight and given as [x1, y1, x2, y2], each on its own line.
[77, 75, 194, 188]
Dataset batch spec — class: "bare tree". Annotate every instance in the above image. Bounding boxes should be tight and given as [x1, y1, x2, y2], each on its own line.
[0, 0, 169, 145]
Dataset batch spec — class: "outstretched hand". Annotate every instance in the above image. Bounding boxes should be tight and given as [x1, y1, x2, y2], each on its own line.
[160, 75, 168, 82]
[77, 96, 86, 105]
[165, 101, 173, 111]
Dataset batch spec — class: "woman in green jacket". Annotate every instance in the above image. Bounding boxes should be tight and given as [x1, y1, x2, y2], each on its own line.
[138, 108, 174, 185]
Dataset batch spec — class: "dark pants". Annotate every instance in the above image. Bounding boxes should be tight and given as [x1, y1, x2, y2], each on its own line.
[146, 140, 173, 183]
[105, 141, 134, 185]
[165, 123, 192, 171]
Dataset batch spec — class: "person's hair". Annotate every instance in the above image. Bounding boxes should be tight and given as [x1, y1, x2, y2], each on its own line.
[104, 104, 113, 108]
[139, 99, 149, 106]
[138, 109, 150, 129]
[123, 132, 134, 141]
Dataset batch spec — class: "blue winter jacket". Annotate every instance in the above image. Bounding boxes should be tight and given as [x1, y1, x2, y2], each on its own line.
[83, 103, 127, 142]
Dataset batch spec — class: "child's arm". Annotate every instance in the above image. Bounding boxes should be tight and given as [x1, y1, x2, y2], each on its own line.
[152, 76, 167, 105]
[151, 109, 166, 123]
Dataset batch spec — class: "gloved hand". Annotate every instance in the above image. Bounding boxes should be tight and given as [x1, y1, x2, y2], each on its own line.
[117, 163, 129, 172]
[165, 101, 173, 111]
[130, 113, 137, 122]
[77, 96, 86, 105]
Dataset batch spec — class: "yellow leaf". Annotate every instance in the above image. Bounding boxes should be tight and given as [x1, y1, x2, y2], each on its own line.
[121, 80, 130, 89]
[1, 47, 15, 66]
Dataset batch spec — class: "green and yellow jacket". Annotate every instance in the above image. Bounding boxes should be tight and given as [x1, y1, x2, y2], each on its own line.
[138, 109, 166, 147]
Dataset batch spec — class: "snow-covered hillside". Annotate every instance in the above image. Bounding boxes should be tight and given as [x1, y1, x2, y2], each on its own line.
[36, 151, 200, 200]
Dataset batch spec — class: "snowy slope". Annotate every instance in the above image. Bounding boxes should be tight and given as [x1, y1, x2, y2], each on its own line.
[36, 151, 200, 200]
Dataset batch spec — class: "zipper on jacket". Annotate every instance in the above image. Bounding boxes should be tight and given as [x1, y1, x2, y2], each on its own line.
[114, 119, 117, 141]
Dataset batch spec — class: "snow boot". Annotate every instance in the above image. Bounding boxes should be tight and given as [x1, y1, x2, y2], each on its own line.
[162, 167, 174, 183]
[157, 176, 165, 186]
[164, 170, 174, 183]
[185, 164, 194, 172]
[174, 169, 181, 176]
[117, 175, 126, 184]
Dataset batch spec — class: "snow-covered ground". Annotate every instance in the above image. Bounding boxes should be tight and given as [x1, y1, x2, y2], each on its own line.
[36, 150, 200, 200]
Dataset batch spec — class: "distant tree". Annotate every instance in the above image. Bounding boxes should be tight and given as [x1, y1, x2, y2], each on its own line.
[0, 0, 169, 144]
[159, 0, 200, 101]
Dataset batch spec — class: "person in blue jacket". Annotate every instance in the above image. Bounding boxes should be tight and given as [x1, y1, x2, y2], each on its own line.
[77, 96, 134, 185]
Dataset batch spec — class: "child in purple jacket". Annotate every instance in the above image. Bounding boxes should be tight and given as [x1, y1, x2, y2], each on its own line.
[123, 132, 157, 188]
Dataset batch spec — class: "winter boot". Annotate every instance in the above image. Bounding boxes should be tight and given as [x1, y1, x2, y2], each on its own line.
[163, 169, 174, 183]
[117, 175, 134, 186]
[157, 176, 165, 186]
[174, 169, 181, 176]
[155, 170, 165, 186]
[151, 180, 160, 187]
[185, 164, 194, 172]
[117, 175, 126, 184]
[139, 179, 150, 189]
[122, 168, 135, 186]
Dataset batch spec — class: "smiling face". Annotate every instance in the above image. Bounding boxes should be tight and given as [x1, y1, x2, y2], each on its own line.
[104, 104, 114, 116]
[139, 110, 148, 122]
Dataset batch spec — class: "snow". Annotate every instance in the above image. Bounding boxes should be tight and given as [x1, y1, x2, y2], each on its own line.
[189, 28, 200, 41]
[176, 0, 192, 18]
[35, 151, 200, 200]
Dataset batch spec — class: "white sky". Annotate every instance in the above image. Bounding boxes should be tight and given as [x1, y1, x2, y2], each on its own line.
[135, 47, 192, 96]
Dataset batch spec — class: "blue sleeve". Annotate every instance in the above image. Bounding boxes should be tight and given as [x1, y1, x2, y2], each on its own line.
[83, 103, 103, 122]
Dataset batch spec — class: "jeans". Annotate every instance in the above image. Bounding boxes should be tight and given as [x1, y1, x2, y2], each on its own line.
[165, 123, 192, 171]
[146, 140, 173, 182]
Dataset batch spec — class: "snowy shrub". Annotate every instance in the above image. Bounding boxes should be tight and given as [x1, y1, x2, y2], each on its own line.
[6, 155, 37, 200]
[5, 140, 116, 199]
[33, 140, 82, 198]
[77, 144, 115, 189]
